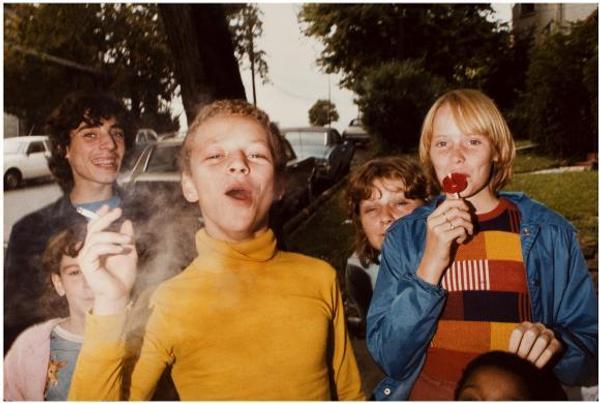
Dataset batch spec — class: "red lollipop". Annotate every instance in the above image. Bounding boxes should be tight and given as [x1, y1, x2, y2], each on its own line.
[442, 172, 468, 196]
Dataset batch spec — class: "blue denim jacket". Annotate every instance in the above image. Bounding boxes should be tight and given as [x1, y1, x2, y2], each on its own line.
[366, 192, 598, 400]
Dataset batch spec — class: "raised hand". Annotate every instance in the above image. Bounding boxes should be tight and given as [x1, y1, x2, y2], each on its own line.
[77, 205, 138, 315]
[416, 199, 474, 285]
[509, 321, 562, 368]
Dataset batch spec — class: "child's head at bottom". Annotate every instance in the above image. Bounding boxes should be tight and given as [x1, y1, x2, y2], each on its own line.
[42, 224, 89, 320]
[455, 351, 566, 401]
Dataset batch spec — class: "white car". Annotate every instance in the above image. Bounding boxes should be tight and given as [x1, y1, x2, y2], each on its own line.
[4, 136, 52, 189]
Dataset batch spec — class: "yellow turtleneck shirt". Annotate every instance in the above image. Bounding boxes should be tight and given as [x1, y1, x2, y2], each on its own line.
[69, 228, 365, 400]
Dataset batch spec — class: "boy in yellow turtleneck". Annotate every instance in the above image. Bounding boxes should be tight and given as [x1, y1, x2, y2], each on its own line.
[68, 100, 365, 400]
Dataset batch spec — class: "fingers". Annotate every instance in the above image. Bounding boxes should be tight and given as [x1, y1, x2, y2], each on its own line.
[508, 322, 562, 368]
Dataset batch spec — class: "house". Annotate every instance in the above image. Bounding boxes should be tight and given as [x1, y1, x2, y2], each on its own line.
[512, 3, 598, 40]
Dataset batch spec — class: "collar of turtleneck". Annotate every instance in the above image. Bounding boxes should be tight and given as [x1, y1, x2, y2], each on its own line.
[195, 228, 278, 263]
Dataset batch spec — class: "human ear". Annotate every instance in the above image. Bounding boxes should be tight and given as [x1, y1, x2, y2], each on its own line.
[181, 171, 199, 203]
[51, 273, 66, 297]
[64, 145, 70, 159]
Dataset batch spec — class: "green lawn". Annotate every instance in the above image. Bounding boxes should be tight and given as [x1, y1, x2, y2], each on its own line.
[506, 170, 598, 255]
[288, 171, 598, 272]
[513, 153, 562, 173]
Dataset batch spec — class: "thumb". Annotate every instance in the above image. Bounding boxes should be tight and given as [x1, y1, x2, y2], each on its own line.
[120, 219, 134, 238]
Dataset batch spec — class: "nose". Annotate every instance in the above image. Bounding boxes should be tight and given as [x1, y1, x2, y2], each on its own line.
[227, 152, 250, 175]
[450, 143, 465, 163]
[380, 205, 395, 226]
[98, 129, 117, 150]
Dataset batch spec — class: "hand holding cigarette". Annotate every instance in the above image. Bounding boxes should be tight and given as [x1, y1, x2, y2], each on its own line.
[77, 205, 138, 315]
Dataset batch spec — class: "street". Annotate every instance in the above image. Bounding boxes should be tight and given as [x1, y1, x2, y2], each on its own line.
[4, 180, 61, 243]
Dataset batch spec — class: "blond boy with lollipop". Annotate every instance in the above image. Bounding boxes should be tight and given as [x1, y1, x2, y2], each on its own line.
[367, 89, 597, 400]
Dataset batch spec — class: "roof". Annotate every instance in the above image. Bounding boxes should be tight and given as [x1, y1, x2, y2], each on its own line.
[4, 135, 48, 142]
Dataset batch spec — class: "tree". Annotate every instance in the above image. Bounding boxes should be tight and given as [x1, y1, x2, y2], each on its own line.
[355, 60, 446, 152]
[4, 4, 179, 133]
[308, 99, 339, 126]
[158, 4, 245, 123]
[225, 4, 269, 106]
[520, 11, 598, 158]
[299, 4, 510, 91]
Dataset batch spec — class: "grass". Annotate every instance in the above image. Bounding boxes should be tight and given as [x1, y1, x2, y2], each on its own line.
[287, 171, 598, 272]
[287, 187, 356, 273]
[513, 153, 562, 173]
[506, 170, 598, 255]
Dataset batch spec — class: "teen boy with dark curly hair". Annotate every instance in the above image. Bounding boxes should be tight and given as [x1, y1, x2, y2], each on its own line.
[4, 91, 145, 352]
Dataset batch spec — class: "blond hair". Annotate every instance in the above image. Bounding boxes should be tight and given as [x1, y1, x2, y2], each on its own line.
[180, 99, 286, 176]
[419, 89, 516, 193]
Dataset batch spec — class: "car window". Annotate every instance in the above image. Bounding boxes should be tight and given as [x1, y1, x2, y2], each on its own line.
[27, 142, 46, 154]
[300, 132, 327, 147]
[146, 144, 182, 173]
[283, 132, 303, 146]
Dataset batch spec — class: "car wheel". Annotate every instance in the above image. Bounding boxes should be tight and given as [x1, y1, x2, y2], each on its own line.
[4, 169, 22, 190]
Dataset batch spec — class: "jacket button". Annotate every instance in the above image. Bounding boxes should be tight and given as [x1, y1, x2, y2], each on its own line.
[523, 227, 530, 235]
[384, 387, 392, 396]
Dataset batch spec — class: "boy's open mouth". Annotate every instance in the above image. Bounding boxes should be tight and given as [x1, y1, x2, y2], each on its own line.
[225, 186, 252, 202]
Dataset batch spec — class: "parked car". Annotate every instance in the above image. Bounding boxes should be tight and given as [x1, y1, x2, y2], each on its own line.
[342, 118, 370, 147]
[4, 136, 52, 189]
[119, 136, 320, 247]
[281, 126, 354, 187]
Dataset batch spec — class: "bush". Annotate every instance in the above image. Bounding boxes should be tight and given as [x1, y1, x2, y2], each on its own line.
[520, 11, 598, 158]
[354, 59, 446, 152]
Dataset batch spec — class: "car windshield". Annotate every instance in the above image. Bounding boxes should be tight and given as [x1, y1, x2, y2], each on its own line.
[146, 144, 182, 173]
[4, 140, 26, 154]
[122, 144, 147, 171]
[284, 131, 327, 146]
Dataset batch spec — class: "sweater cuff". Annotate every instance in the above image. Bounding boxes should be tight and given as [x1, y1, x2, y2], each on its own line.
[84, 309, 128, 348]
[402, 272, 446, 297]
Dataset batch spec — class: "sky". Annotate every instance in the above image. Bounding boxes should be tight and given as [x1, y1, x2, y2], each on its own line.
[173, 3, 513, 133]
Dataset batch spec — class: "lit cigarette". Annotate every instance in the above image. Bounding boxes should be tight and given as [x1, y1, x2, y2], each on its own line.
[76, 207, 100, 220]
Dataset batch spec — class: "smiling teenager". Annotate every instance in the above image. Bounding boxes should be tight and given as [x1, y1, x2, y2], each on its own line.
[3, 91, 150, 354]
[68, 99, 365, 400]
[366, 89, 598, 400]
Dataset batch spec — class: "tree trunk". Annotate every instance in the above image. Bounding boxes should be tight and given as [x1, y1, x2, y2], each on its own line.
[158, 4, 246, 123]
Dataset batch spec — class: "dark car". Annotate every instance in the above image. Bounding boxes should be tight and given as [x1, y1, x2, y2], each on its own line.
[342, 118, 370, 147]
[281, 127, 354, 187]
[119, 137, 320, 248]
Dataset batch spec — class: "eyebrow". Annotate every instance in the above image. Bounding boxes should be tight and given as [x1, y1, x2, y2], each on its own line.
[60, 264, 80, 272]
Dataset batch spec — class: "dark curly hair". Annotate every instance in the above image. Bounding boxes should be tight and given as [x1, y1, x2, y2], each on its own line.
[455, 351, 567, 400]
[45, 91, 136, 193]
[346, 156, 429, 267]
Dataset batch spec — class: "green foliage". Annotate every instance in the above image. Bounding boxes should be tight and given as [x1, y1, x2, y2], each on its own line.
[308, 99, 339, 126]
[4, 4, 179, 132]
[299, 4, 510, 90]
[354, 60, 446, 152]
[225, 4, 269, 84]
[520, 11, 598, 158]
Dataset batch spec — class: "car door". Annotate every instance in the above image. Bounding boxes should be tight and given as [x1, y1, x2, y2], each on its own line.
[23, 141, 50, 178]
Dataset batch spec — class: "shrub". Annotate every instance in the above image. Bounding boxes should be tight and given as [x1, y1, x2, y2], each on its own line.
[354, 59, 446, 152]
[521, 11, 597, 158]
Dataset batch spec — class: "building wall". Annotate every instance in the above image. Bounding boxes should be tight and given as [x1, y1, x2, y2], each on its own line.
[3, 112, 21, 138]
[512, 3, 597, 39]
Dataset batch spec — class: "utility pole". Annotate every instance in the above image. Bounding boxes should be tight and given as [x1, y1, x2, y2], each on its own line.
[250, 31, 257, 106]
[327, 75, 331, 127]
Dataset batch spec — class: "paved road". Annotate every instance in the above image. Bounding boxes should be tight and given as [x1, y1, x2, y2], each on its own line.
[4, 180, 62, 243]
